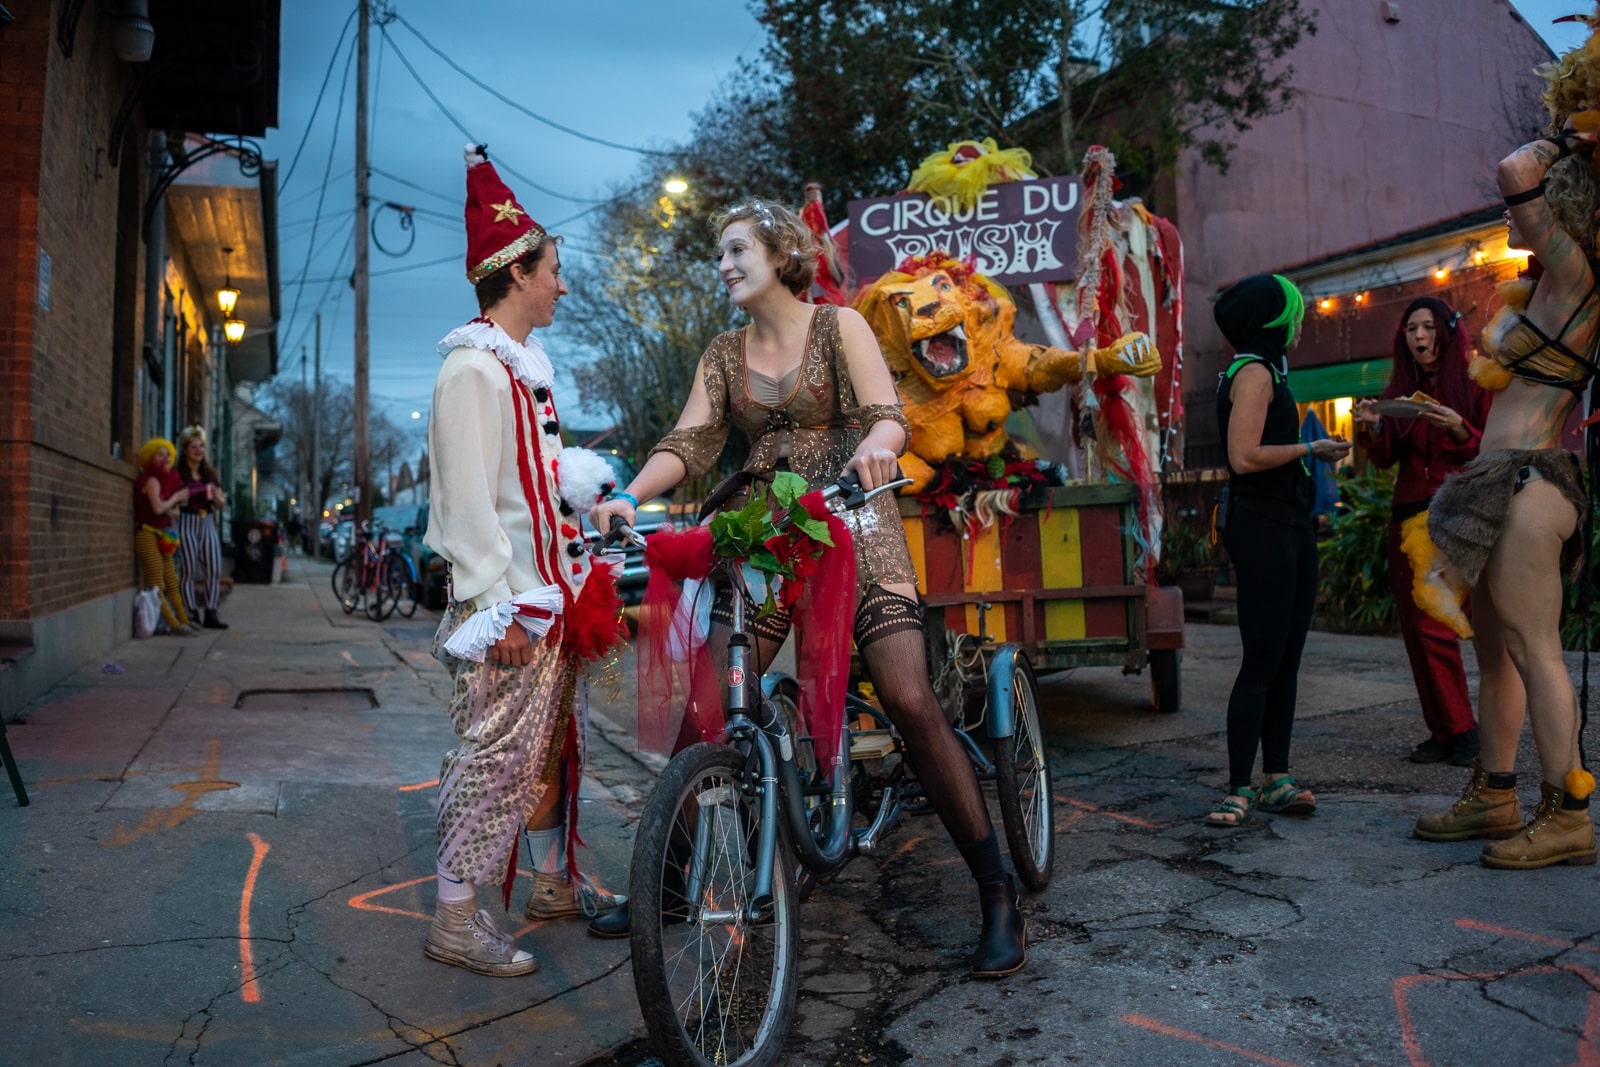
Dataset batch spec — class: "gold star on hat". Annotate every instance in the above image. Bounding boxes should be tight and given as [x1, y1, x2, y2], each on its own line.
[491, 199, 526, 224]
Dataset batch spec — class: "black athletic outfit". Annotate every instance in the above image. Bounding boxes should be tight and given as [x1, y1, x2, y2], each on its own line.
[1214, 277, 1318, 792]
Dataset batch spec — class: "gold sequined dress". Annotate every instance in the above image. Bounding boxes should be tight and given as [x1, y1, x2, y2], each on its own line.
[650, 304, 917, 594]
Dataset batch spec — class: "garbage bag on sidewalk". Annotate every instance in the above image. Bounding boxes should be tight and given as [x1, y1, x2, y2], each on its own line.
[133, 587, 160, 638]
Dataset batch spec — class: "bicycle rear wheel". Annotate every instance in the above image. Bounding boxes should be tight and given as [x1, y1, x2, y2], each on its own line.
[630, 742, 798, 1067]
[993, 653, 1055, 891]
[364, 559, 397, 622]
[332, 562, 360, 615]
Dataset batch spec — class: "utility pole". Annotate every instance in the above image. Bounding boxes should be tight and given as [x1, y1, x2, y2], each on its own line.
[352, 0, 372, 528]
[311, 313, 323, 558]
[300, 344, 308, 540]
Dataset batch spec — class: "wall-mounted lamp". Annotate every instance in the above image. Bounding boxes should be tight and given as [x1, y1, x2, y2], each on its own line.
[1433, 266, 1449, 281]
[217, 246, 240, 317]
[223, 318, 246, 345]
[1318, 297, 1334, 312]
[113, 0, 154, 63]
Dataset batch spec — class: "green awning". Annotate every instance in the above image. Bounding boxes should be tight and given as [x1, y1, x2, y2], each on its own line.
[1287, 358, 1392, 402]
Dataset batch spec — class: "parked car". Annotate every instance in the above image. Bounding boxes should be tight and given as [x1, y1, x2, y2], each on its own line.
[329, 518, 356, 563]
[372, 502, 447, 610]
[588, 451, 674, 604]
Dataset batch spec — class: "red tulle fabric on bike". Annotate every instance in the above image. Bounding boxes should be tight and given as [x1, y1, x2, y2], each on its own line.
[790, 492, 855, 768]
[637, 525, 718, 754]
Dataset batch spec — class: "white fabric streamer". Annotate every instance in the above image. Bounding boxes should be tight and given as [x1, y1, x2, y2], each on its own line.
[441, 583, 566, 663]
[437, 318, 555, 390]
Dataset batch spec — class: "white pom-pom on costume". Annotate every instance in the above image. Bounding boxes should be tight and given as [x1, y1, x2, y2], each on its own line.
[440, 583, 566, 663]
[557, 447, 617, 510]
[464, 144, 487, 166]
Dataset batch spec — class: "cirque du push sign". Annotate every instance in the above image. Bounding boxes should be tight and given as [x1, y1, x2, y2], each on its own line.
[846, 176, 1081, 287]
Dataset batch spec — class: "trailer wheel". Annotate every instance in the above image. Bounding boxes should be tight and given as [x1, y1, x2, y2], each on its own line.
[1149, 649, 1182, 714]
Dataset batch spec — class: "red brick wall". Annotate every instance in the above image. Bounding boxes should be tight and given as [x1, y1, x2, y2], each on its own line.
[0, 1, 147, 622]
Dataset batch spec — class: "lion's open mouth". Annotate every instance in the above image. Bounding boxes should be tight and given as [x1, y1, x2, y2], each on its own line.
[912, 326, 968, 378]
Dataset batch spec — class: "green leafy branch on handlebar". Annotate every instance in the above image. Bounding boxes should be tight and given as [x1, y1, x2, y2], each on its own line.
[708, 471, 836, 617]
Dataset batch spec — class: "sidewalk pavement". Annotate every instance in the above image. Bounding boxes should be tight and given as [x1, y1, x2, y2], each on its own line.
[5, 558, 1600, 1066]
[0, 556, 659, 1066]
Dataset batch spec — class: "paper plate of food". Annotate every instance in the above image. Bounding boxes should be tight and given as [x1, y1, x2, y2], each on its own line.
[1369, 392, 1439, 417]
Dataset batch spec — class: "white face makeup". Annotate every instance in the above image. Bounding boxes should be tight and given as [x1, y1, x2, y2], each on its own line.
[718, 220, 780, 307]
[1406, 308, 1439, 369]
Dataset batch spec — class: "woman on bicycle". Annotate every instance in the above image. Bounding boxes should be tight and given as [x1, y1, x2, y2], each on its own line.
[589, 198, 1025, 977]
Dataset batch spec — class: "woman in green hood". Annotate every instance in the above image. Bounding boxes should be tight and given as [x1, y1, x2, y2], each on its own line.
[1207, 274, 1350, 828]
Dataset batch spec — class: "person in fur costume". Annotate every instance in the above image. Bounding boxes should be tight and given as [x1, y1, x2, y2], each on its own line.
[1408, 13, 1600, 867]
[420, 146, 627, 977]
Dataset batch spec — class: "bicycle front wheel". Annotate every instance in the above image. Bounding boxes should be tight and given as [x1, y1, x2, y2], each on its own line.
[332, 562, 360, 615]
[364, 560, 397, 622]
[387, 553, 419, 618]
[994, 653, 1055, 891]
[630, 742, 798, 1067]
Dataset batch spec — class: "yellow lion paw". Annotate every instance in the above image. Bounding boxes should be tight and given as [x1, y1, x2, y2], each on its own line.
[1468, 355, 1513, 391]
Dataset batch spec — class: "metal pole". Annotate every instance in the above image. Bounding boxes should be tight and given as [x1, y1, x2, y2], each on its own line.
[300, 344, 308, 543]
[143, 130, 168, 439]
[352, 0, 371, 527]
[311, 313, 322, 557]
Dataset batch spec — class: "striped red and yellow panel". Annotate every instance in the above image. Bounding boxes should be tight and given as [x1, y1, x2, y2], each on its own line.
[899, 492, 1130, 645]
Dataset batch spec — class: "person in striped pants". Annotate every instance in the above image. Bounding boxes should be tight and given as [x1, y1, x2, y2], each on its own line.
[174, 426, 228, 630]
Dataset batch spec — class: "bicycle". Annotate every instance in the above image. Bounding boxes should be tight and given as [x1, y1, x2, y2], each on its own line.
[613, 471, 1055, 1067]
[331, 523, 406, 621]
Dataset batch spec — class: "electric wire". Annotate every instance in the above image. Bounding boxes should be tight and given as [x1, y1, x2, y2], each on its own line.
[370, 165, 459, 207]
[281, 36, 358, 357]
[377, 24, 607, 205]
[277, 6, 359, 197]
[280, 168, 355, 209]
[295, 251, 463, 286]
[390, 13, 671, 158]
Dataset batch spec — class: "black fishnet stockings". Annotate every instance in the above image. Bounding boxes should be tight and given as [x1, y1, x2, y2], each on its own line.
[854, 587, 994, 848]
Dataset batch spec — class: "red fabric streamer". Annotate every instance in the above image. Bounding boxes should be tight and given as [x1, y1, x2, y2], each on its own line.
[561, 561, 629, 667]
[790, 492, 856, 768]
[637, 525, 718, 754]
[800, 199, 847, 306]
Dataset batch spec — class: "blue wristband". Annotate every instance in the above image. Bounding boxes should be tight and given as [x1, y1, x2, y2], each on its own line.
[613, 491, 639, 509]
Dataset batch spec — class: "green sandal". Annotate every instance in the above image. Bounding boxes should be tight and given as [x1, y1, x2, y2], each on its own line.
[1205, 787, 1254, 828]
[1257, 774, 1316, 814]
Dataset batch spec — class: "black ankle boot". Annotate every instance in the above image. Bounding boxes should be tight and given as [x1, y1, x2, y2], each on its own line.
[971, 874, 1026, 978]
[203, 610, 228, 630]
[588, 900, 630, 939]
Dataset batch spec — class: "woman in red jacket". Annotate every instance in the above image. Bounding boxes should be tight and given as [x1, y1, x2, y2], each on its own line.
[1354, 297, 1490, 765]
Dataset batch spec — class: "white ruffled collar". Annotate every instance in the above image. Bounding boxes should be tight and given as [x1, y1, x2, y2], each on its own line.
[438, 316, 555, 389]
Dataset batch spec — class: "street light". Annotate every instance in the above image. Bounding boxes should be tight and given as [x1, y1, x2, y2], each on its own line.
[664, 178, 689, 195]
[223, 318, 246, 345]
[217, 246, 240, 317]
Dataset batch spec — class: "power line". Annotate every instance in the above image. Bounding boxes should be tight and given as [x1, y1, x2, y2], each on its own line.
[391, 13, 672, 159]
[294, 250, 462, 285]
[280, 168, 355, 209]
[281, 28, 357, 357]
[369, 166, 458, 207]
[377, 24, 607, 205]
[278, 5, 359, 197]
[281, 213, 359, 288]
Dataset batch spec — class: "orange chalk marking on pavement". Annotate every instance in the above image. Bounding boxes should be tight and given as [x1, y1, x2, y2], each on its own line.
[349, 875, 435, 921]
[1056, 794, 1162, 829]
[103, 739, 239, 847]
[240, 832, 270, 1004]
[398, 778, 440, 792]
[1456, 918, 1600, 954]
[1121, 1013, 1305, 1067]
[1393, 964, 1600, 1067]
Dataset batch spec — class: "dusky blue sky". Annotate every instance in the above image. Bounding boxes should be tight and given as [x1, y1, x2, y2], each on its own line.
[261, 0, 1585, 451]
[262, 0, 762, 445]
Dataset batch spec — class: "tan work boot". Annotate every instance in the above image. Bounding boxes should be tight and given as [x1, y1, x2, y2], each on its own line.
[424, 900, 537, 976]
[1481, 782, 1598, 869]
[523, 869, 626, 922]
[1413, 759, 1522, 842]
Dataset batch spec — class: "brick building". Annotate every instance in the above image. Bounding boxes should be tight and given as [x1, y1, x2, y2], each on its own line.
[1, 1, 281, 717]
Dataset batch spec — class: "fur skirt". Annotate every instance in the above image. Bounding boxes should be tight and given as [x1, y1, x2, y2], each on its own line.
[1427, 448, 1587, 586]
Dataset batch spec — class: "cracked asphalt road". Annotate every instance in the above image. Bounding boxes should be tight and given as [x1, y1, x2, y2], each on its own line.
[4, 560, 1597, 1066]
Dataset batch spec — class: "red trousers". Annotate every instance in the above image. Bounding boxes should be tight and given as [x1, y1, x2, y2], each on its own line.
[1387, 519, 1477, 739]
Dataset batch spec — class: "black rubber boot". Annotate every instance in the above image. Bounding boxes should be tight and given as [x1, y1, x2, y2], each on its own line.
[203, 610, 229, 630]
[588, 900, 630, 939]
[970, 874, 1026, 978]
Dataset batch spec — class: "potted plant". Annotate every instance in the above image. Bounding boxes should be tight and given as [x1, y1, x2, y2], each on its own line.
[1156, 509, 1219, 604]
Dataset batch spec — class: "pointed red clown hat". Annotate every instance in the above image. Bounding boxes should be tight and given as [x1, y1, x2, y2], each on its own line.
[463, 144, 546, 284]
